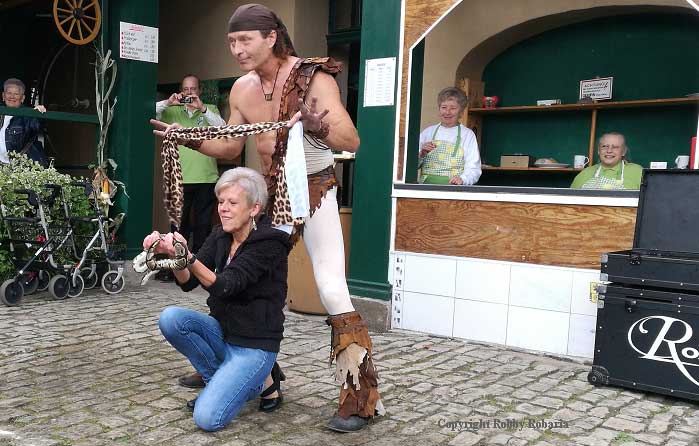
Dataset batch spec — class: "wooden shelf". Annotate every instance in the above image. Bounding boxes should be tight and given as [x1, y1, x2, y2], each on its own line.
[469, 97, 699, 114]
[482, 166, 583, 172]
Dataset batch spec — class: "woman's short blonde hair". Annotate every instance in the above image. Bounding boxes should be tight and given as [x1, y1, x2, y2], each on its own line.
[214, 167, 268, 209]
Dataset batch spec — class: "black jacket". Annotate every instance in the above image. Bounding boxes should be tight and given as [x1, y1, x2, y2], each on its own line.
[178, 214, 291, 352]
[4, 115, 47, 166]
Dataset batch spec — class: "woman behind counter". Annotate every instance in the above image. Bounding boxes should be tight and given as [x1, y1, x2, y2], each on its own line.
[571, 132, 643, 190]
[418, 87, 481, 185]
[143, 167, 291, 432]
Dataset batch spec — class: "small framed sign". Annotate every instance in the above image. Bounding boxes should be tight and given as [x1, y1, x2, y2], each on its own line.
[579, 77, 613, 101]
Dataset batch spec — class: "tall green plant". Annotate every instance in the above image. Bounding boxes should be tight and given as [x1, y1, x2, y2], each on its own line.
[93, 39, 127, 216]
[94, 40, 117, 170]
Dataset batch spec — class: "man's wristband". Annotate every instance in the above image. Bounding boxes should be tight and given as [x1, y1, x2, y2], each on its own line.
[307, 120, 330, 140]
[187, 253, 197, 266]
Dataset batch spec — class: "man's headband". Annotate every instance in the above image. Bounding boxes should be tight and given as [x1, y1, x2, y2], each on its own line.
[228, 3, 281, 33]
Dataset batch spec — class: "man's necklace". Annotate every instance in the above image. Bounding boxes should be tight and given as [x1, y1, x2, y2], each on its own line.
[260, 64, 282, 101]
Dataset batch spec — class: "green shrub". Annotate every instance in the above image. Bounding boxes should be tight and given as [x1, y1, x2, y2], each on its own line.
[0, 153, 93, 281]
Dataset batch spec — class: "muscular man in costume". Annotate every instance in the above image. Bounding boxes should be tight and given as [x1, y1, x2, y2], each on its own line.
[151, 3, 382, 433]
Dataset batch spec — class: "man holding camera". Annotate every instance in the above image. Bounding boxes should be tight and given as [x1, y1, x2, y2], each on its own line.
[155, 74, 226, 281]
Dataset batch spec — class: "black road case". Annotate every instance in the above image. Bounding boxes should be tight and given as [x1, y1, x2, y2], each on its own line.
[601, 170, 699, 292]
[589, 284, 699, 401]
[592, 170, 699, 400]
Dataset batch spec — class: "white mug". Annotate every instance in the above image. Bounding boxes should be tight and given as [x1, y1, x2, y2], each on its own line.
[573, 155, 589, 168]
[675, 155, 690, 169]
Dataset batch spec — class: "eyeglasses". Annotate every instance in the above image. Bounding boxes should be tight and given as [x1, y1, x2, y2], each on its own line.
[599, 144, 624, 151]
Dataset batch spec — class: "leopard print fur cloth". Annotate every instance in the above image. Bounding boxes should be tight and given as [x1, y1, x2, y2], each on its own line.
[161, 121, 290, 227]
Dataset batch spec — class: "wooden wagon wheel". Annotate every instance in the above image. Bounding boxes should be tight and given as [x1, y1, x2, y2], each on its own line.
[53, 0, 102, 46]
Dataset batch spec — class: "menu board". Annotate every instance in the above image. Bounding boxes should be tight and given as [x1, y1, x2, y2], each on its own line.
[363, 57, 396, 107]
[119, 22, 158, 63]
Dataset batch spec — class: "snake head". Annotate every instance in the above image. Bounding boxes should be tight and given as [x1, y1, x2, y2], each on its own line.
[132, 250, 149, 273]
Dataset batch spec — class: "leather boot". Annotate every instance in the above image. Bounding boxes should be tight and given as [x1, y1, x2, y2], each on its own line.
[325, 311, 383, 432]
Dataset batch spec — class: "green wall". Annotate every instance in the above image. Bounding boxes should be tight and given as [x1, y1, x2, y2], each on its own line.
[479, 13, 699, 185]
[347, 0, 401, 301]
[107, 0, 158, 257]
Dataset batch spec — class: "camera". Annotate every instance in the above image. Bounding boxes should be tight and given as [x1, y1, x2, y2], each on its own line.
[180, 95, 193, 104]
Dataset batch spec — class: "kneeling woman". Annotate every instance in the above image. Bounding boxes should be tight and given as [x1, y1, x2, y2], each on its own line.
[144, 167, 291, 432]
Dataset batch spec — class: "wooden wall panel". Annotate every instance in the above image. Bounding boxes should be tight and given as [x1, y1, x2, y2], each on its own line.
[395, 198, 637, 269]
[397, 0, 460, 180]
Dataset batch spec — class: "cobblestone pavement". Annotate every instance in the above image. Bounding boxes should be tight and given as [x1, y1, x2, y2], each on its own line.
[1, 279, 698, 446]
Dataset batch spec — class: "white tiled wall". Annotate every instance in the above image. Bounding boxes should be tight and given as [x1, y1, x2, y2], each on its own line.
[453, 299, 508, 345]
[402, 291, 454, 337]
[509, 265, 572, 312]
[507, 306, 570, 355]
[404, 255, 456, 297]
[568, 314, 597, 358]
[455, 260, 510, 304]
[390, 251, 600, 359]
[571, 271, 600, 316]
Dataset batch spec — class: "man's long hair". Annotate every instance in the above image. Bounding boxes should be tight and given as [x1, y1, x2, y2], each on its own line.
[261, 28, 297, 58]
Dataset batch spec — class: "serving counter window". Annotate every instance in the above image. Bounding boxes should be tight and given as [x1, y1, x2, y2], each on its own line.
[404, 13, 699, 189]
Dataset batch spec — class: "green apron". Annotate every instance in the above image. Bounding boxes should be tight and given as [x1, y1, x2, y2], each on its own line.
[420, 124, 464, 184]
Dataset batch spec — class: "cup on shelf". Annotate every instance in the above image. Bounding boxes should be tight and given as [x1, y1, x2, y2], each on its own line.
[573, 155, 589, 168]
[675, 155, 690, 169]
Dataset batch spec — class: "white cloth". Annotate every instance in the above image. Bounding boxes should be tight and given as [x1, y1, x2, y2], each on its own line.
[419, 123, 481, 185]
[155, 100, 226, 126]
[0, 115, 11, 164]
[285, 122, 310, 219]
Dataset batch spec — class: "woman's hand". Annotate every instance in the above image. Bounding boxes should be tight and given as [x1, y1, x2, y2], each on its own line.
[449, 176, 464, 185]
[172, 232, 189, 253]
[419, 142, 436, 157]
[150, 119, 183, 139]
[142, 231, 162, 250]
[154, 232, 189, 257]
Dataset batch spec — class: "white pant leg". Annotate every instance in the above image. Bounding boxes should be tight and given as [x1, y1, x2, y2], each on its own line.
[302, 187, 355, 315]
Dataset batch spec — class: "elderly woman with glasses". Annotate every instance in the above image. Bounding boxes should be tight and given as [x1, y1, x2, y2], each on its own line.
[142, 167, 291, 431]
[571, 132, 643, 190]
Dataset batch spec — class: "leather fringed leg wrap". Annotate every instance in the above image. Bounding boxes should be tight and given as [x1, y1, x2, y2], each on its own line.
[326, 311, 384, 419]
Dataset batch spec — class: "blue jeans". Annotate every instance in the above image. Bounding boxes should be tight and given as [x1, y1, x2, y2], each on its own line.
[159, 306, 277, 431]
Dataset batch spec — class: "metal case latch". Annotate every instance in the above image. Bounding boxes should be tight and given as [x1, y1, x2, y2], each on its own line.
[629, 254, 642, 265]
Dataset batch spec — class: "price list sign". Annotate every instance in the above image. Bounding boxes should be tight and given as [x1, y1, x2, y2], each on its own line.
[120, 22, 158, 63]
[363, 57, 396, 107]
